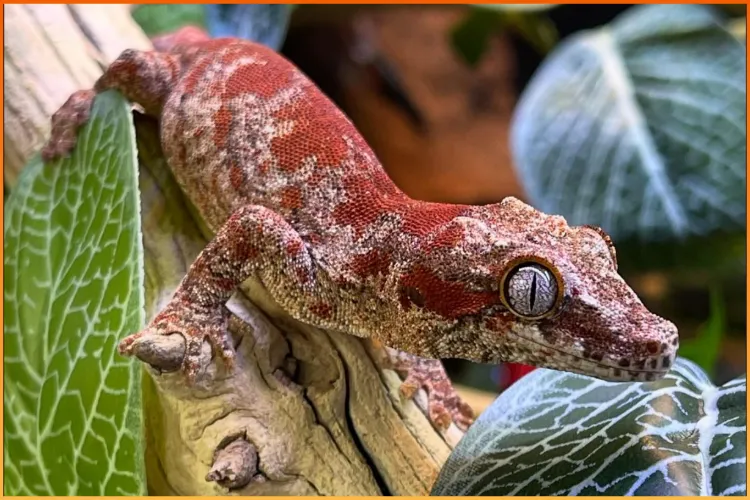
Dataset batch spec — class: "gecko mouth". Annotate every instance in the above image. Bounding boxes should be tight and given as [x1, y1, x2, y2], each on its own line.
[503, 328, 676, 383]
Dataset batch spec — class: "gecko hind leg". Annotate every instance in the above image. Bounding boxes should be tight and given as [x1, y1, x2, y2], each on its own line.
[382, 347, 475, 431]
[42, 49, 179, 161]
[119, 204, 318, 383]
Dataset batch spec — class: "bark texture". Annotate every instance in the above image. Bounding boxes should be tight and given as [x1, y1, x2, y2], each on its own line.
[5, 4, 463, 495]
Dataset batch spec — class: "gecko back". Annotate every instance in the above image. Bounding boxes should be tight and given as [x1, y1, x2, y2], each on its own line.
[158, 32, 409, 247]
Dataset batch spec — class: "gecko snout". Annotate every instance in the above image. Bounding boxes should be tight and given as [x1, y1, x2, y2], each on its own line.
[600, 314, 679, 383]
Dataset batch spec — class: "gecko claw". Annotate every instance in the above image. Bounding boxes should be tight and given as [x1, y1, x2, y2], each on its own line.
[118, 302, 236, 382]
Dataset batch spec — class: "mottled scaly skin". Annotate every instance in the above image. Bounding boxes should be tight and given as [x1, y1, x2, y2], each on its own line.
[43, 27, 678, 431]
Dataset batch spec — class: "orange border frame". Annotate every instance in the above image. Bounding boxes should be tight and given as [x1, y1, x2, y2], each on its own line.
[0, 1, 748, 499]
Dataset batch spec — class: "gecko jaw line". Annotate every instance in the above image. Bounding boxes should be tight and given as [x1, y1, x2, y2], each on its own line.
[504, 328, 670, 376]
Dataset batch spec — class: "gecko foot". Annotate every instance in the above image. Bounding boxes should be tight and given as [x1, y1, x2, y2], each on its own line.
[118, 301, 236, 383]
[383, 348, 475, 432]
[41, 89, 97, 162]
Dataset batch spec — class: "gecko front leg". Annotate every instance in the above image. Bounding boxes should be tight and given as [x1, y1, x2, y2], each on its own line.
[119, 204, 318, 381]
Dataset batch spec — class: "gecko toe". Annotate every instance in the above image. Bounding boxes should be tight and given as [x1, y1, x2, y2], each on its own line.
[428, 403, 453, 432]
[43, 89, 96, 162]
[382, 347, 475, 431]
[452, 400, 476, 431]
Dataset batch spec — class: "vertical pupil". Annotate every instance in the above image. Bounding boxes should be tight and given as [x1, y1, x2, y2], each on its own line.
[530, 272, 537, 311]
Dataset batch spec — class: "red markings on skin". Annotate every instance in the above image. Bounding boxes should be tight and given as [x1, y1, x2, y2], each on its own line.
[279, 186, 303, 210]
[181, 57, 213, 94]
[335, 191, 466, 241]
[229, 162, 245, 191]
[332, 173, 391, 237]
[309, 302, 333, 320]
[269, 93, 350, 173]
[400, 203, 466, 238]
[349, 249, 392, 279]
[213, 104, 232, 149]
[429, 220, 465, 249]
[224, 56, 292, 100]
[285, 239, 304, 257]
[370, 168, 403, 198]
[400, 266, 498, 319]
[483, 315, 513, 333]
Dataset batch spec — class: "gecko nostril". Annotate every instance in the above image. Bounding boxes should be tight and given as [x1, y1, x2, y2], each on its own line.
[646, 341, 660, 354]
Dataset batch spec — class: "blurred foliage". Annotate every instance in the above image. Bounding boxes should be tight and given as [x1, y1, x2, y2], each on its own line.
[450, 9, 501, 67]
[615, 231, 745, 277]
[512, 4, 746, 243]
[131, 4, 207, 36]
[451, 5, 558, 66]
[728, 17, 746, 42]
[678, 285, 725, 379]
[204, 5, 291, 50]
[476, 4, 557, 13]
[132, 4, 292, 51]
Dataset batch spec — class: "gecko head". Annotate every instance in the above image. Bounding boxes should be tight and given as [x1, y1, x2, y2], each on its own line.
[396, 197, 678, 383]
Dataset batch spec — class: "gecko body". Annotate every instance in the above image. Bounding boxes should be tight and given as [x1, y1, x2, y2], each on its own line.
[43, 27, 678, 430]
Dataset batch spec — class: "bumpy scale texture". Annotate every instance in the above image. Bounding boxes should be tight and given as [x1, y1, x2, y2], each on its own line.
[43, 27, 679, 431]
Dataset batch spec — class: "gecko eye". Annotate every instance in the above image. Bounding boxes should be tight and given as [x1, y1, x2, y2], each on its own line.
[500, 260, 564, 320]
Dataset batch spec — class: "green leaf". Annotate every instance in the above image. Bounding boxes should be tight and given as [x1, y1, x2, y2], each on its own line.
[131, 4, 207, 36]
[432, 358, 746, 496]
[511, 4, 746, 242]
[451, 6, 557, 67]
[3, 91, 146, 495]
[677, 285, 725, 378]
[451, 9, 502, 67]
[503, 9, 558, 55]
[615, 230, 745, 275]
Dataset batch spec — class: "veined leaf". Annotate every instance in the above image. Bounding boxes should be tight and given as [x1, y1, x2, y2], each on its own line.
[432, 357, 746, 496]
[3, 91, 146, 495]
[511, 4, 746, 241]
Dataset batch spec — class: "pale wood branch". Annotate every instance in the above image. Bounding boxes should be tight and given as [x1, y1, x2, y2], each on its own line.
[3, 3, 150, 188]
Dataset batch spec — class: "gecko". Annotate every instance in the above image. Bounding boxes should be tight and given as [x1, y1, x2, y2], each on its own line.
[42, 26, 679, 431]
